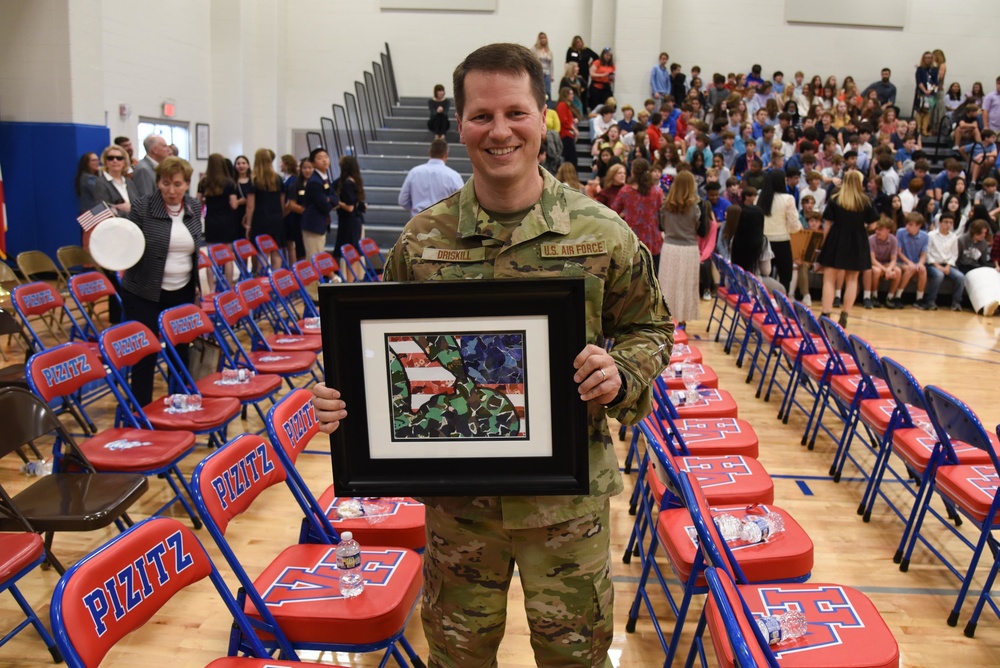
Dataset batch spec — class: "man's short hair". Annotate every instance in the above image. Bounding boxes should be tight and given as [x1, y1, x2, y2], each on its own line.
[939, 211, 956, 223]
[844, 150, 858, 160]
[644, 98, 655, 107]
[876, 217, 895, 231]
[807, 170, 822, 182]
[786, 166, 801, 178]
[142, 134, 164, 152]
[800, 140, 817, 153]
[882, 68, 891, 75]
[713, 73, 725, 84]
[705, 181, 722, 193]
[913, 158, 930, 173]
[802, 154, 817, 166]
[944, 158, 961, 172]
[720, 131, 735, 141]
[114, 136, 130, 145]
[726, 177, 739, 187]
[773, 71, 783, 79]
[983, 177, 998, 188]
[308, 147, 328, 163]
[659, 52, 668, 59]
[429, 139, 449, 159]
[905, 212, 925, 227]
[453, 43, 545, 117]
[984, 129, 997, 139]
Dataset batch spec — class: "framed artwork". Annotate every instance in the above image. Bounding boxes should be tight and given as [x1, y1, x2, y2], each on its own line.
[195, 123, 210, 160]
[319, 278, 588, 497]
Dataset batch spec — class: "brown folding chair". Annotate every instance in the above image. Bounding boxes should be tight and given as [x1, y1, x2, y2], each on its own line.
[0, 261, 21, 310]
[0, 387, 148, 573]
[56, 245, 95, 278]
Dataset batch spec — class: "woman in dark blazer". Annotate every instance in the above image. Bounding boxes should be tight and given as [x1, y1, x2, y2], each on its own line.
[121, 157, 204, 406]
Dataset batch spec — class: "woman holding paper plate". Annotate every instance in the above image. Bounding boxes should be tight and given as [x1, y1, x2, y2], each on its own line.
[114, 156, 203, 406]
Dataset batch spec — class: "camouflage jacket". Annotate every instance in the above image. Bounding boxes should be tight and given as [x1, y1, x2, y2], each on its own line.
[384, 168, 673, 529]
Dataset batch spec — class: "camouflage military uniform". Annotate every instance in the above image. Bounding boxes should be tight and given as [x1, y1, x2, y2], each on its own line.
[384, 168, 673, 667]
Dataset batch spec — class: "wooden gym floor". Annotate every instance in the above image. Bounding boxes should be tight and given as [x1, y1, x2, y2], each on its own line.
[3, 302, 1000, 667]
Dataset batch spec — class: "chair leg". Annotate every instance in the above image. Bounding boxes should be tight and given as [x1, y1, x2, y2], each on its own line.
[948, 514, 999, 627]
[6, 584, 62, 662]
[964, 548, 1000, 637]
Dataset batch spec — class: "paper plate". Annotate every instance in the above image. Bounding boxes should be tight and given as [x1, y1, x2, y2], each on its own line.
[89, 217, 145, 271]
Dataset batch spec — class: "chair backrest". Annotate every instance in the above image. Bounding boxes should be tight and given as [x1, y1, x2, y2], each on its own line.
[704, 567, 779, 668]
[254, 234, 280, 257]
[924, 385, 1000, 470]
[771, 290, 809, 344]
[235, 278, 271, 311]
[208, 243, 236, 268]
[13, 281, 66, 318]
[17, 250, 66, 285]
[0, 387, 79, 461]
[26, 343, 107, 403]
[269, 268, 300, 299]
[879, 357, 928, 428]
[99, 321, 160, 372]
[197, 250, 211, 272]
[340, 243, 362, 266]
[69, 272, 116, 306]
[312, 252, 342, 281]
[0, 307, 36, 354]
[293, 259, 320, 288]
[56, 245, 94, 276]
[158, 303, 216, 347]
[232, 238, 258, 263]
[359, 237, 385, 277]
[0, 261, 22, 289]
[817, 316, 855, 376]
[794, 301, 835, 359]
[191, 433, 286, 535]
[49, 516, 272, 668]
[267, 388, 322, 466]
[213, 290, 250, 328]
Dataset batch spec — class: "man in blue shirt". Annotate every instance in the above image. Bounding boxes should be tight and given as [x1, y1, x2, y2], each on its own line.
[892, 212, 929, 308]
[659, 97, 680, 136]
[398, 139, 465, 217]
[650, 52, 671, 102]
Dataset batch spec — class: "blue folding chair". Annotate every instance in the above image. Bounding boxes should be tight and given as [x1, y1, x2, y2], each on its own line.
[265, 389, 425, 551]
[50, 516, 336, 668]
[358, 237, 385, 281]
[191, 433, 426, 665]
[339, 243, 367, 282]
[898, 386, 1000, 630]
[255, 233, 290, 273]
[761, 290, 811, 412]
[740, 274, 796, 393]
[705, 253, 731, 339]
[68, 272, 122, 342]
[312, 251, 345, 283]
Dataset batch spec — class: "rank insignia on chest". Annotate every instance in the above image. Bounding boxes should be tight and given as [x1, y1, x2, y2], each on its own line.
[540, 240, 608, 258]
[421, 247, 486, 262]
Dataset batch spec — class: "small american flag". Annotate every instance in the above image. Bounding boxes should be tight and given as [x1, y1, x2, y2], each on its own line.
[76, 202, 114, 231]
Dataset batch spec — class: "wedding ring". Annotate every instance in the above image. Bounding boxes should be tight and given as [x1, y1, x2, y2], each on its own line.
[599, 368, 607, 381]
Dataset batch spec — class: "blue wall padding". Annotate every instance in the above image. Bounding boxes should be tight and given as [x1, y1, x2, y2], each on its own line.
[0, 122, 111, 262]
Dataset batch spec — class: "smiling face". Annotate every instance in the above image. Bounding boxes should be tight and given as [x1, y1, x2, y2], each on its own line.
[457, 70, 545, 198]
[235, 156, 250, 176]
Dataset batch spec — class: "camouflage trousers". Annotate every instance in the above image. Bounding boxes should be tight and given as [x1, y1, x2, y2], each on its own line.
[421, 502, 614, 668]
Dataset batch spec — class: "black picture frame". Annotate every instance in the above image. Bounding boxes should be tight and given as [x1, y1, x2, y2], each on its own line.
[319, 278, 588, 497]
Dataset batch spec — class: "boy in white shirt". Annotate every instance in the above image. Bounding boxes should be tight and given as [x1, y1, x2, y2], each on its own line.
[799, 171, 827, 213]
[925, 212, 966, 311]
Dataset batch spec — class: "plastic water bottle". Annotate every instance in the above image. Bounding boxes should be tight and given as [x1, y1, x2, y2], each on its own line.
[336, 531, 364, 598]
[713, 511, 785, 544]
[755, 610, 808, 645]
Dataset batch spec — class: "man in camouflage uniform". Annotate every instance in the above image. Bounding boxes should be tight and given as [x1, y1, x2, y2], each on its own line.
[313, 42, 672, 667]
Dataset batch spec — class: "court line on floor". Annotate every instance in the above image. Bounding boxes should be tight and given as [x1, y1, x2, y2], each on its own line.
[609, 573, 979, 597]
[866, 318, 1000, 356]
[876, 346, 1000, 366]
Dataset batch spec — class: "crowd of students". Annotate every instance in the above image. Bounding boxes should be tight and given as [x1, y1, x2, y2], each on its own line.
[543, 47, 1000, 319]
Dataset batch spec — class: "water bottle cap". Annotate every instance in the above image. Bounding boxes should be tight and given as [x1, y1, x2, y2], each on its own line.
[341, 531, 353, 541]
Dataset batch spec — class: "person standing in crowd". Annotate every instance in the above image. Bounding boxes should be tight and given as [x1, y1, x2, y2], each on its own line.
[334, 155, 365, 278]
[279, 154, 301, 262]
[196, 153, 240, 290]
[113, 136, 137, 168]
[818, 170, 879, 326]
[246, 148, 286, 270]
[398, 139, 464, 218]
[862, 67, 897, 110]
[757, 169, 799, 292]
[428, 84, 451, 140]
[132, 134, 170, 199]
[982, 76, 1000, 133]
[914, 51, 939, 136]
[279, 154, 298, 185]
[232, 154, 253, 233]
[74, 151, 101, 214]
[300, 147, 338, 261]
[533, 32, 553, 101]
[660, 170, 704, 327]
[566, 35, 598, 110]
[312, 42, 671, 668]
[556, 87, 580, 168]
[588, 47, 615, 111]
[611, 158, 663, 272]
[929, 50, 948, 131]
[283, 157, 311, 264]
[121, 157, 202, 407]
[558, 62, 586, 119]
[650, 52, 671, 102]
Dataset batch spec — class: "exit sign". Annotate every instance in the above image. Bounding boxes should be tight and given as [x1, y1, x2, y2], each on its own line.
[162, 102, 175, 117]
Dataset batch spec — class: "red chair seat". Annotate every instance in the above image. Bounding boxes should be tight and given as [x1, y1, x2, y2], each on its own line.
[658, 503, 813, 584]
[316, 488, 426, 551]
[662, 364, 720, 390]
[858, 400, 926, 434]
[249, 543, 422, 645]
[831, 375, 893, 404]
[715, 286, 729, 298]
[780, 337, 808, 357]
[725, 293, 742, 307]
[0, 533, 44, 581]
[674, 328, 689, 346]
[705, 577, 900, 668]
[264, 333, 323, 353]
[670, 346, 703, 364]
[297, 318, 323, 334]
[143, 396, 241, 431]
[672, 417, 759, 459]
[934, 464, 999, 523]
[892, 428, 995, 474]
[672, 389, 739, 419]
[80, 428, 196, 471]
[207, 660, 349, 668]
[801, 352, 858, 380]
[248, 350, 317, 374]
[648, 455, 774, 507]
[196, 372, 283, 400]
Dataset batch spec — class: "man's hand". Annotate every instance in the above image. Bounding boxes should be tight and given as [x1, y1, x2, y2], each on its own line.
[573, 344, 622, 405]
[312, 382, 347, 434]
